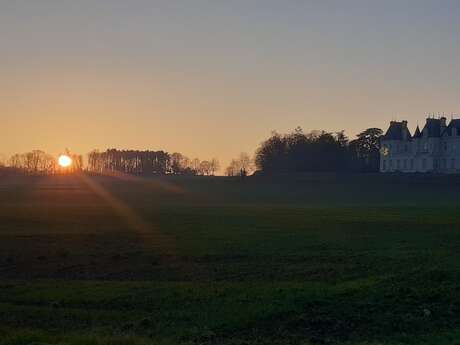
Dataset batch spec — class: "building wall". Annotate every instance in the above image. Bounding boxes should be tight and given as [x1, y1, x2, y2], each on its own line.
[380, 134, 460, 173]
[380, 139, 416, 173]
[438, 135, 460, 173]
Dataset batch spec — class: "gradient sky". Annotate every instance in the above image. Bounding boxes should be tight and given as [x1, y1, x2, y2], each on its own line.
[2, 1, 460, 167]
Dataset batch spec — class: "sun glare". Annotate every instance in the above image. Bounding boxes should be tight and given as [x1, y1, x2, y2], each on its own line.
[58, 155, 72, 168]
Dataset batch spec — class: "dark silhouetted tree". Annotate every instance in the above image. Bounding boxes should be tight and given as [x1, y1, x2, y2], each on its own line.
[8, 150, 56, 175]
[225, 153, 254, 176]
[87, 149, 214, 176]
[349, 128, 383, 172]
[255, 127, 382, 173]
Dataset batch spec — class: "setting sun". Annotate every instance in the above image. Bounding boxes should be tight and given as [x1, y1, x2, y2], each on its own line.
[58, 154, 72, 168]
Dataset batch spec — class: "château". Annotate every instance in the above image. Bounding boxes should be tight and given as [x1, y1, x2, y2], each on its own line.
[380, 116, 460, 173]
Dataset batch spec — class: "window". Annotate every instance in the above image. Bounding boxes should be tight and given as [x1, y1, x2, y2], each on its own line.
[451, 159, 456, 169]
[422, 158, 427, 169]
[405, 144, 408, 152]
[434, 159, 438, 169]
[403, 159, 407, 169]
[382, 160, 386, 171]
[444, 142, 448, 151]
[442, 159, 447, 169]
[389, 160, 393, 169]
[396, 160, 401, 170]
[410, 159, 414, 170]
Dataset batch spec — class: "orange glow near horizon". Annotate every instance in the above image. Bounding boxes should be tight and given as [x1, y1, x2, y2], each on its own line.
[58, 155, 72, 168]
[4, 2, 460, 168]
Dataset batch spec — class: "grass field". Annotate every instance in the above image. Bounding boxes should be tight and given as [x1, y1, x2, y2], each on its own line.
[1, 173, 460, 344]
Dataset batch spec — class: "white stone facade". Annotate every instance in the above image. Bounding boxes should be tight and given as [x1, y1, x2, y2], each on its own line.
[380, 117, 460, 173]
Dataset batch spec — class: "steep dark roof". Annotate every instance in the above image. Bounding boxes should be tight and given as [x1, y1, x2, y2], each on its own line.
[413, 126, 422, 138]
[442, 119, 460, 136]
[382, 121, 411, 140]
[421, 118, 442, 137]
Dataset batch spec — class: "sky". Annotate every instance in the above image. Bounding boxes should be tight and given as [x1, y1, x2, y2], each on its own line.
[2, 0, 460, 167]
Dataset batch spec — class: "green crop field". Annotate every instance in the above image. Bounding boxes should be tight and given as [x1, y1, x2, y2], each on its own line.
[1, 173, 460, 345]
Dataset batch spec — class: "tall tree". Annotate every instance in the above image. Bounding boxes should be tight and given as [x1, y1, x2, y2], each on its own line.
[225, 153, 254, 176]
[8, 150, 56, 175]
[254, 127, 383, 174]
[349, 128, 383, 172]
[209, 158, 220, 176]
[86, 149, 211, 176]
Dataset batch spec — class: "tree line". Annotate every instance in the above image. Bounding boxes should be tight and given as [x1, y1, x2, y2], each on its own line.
[6, 150, 83, 175]
[87, 149, 219, 175]
[1, 148, 220, 176]
[0, 126, 382, 176]
[252, 127, 382, 174]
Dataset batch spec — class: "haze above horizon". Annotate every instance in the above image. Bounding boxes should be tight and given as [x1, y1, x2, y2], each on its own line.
[2, 0, 460, 164]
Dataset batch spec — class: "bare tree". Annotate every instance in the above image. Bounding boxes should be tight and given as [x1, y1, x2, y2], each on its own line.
[225, 159, 239, 176]
[209, 158, 220, 175]
[225, 152, 254, 176]
[86, 149, 211, 176]
[9, 154, 23, 170]
[191, 158, 201, 174]
[8, 150, 57, 175]
[199, 160, 211, 176]
[238, 152, 253, 174]
[170, 152, 194, 174]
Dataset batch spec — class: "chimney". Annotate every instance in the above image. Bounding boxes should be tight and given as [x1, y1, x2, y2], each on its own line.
[441, 117, 447, 131]
[402, 120, 408, 140]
